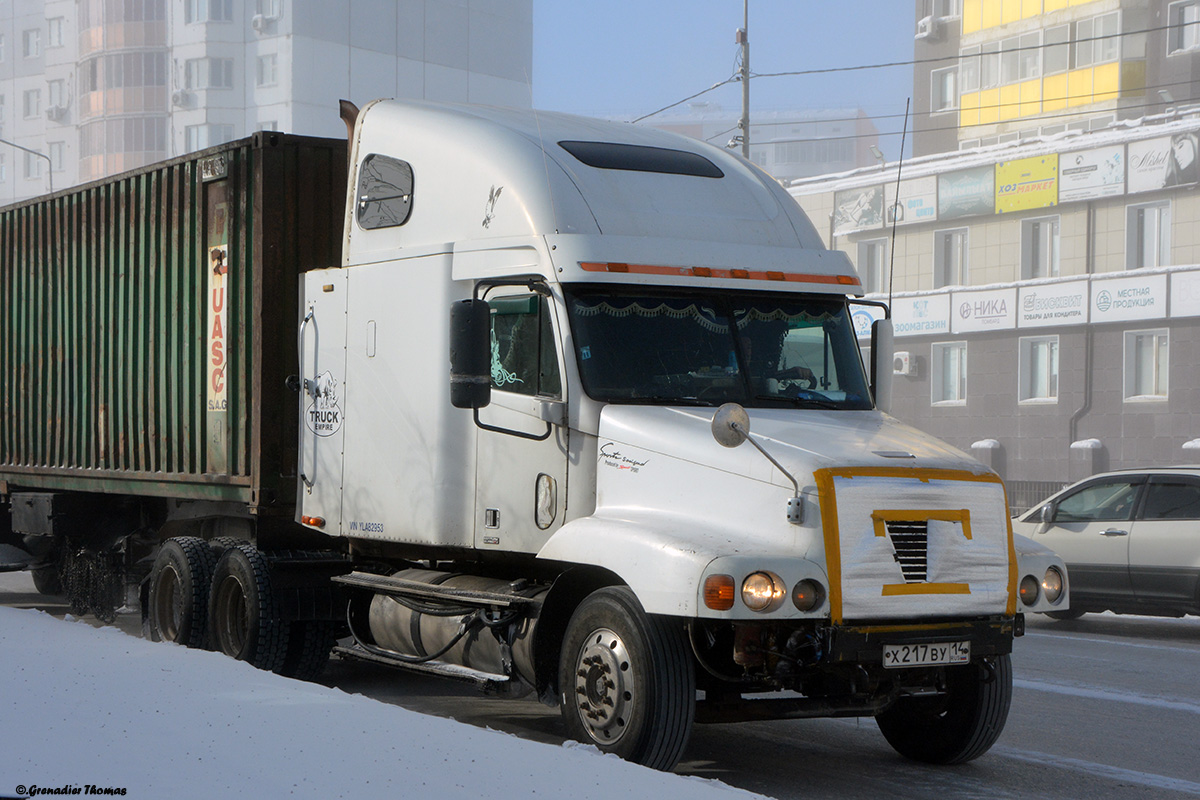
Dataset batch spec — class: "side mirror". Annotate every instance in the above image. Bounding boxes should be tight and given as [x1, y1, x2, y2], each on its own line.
[711, 403, 750, 448]
[449, 299, 491, 409]
[1038, 503, 1054, 525]
[870, 318, 894, 414]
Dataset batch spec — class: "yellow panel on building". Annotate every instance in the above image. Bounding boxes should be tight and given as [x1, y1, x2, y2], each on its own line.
[1044, 0, 1068, 11]
[1001, 0, 1023, 24]
[1022, 0, 1043, 18]
[982, 0, 1003, 30]
[1043, 73, 1069, 111]
[1000, 83, 1022, 121]
[1068, 68, 1094, 106]
[1121, 60, 1147, 97]
[979, 88, 1001, 124]
[996, 154, 1059, 213]
[963, 0, 984, 34]
[960, 92, 982, 127]
[1093, 61, 1120, 103]
[1019, 78, 1043, 117]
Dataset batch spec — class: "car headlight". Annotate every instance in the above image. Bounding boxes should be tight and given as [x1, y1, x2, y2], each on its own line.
[1042, 567, 1064, 604]
[741, 572, 784, 612]
[1019, 575, 1040, 606]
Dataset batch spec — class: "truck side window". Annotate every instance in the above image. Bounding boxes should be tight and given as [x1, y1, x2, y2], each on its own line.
[490, 295, 562, 399]
[356, 154, 414, 229]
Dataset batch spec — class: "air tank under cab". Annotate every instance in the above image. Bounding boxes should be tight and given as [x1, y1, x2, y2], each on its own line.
[0, 99, 1069, 774]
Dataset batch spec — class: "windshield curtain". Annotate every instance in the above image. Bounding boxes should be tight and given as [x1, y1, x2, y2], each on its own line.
[565, 287, 872, 410]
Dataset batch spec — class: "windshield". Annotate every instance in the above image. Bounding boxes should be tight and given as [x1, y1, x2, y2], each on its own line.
[565, 286, 872, 410]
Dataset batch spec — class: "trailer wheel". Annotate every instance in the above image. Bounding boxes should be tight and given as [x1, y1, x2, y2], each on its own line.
[146, 537, 218, 648]
[558, 586, 695, 771]
[208, 544, 289, 672]
[278, 621, 338, 681]
[876, 654, 1012, 764]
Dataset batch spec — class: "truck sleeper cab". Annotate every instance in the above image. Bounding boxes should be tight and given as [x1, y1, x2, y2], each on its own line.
[0, 100, 1068, 774]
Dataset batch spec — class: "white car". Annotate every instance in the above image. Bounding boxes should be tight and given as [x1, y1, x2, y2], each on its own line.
[1011, 468, 1200, 619]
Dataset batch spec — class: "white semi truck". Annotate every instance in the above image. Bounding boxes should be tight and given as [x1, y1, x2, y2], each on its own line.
[1, 99, 1067, 772]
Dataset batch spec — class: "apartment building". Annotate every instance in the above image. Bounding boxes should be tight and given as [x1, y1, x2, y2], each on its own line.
[0, 0, 532, 205]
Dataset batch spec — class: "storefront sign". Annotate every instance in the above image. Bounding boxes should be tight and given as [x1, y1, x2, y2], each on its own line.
[938, 166, 995, 219]
[1018, 281, 1089, 328]
[851, 304, 886, 339]
[1057, 146, 1124, 203]
[1091, 273, 1168, 323]
[892, 294, 952, 338]
[833, 185, 884, 235]
[995, 155, 1058, 213]
[884, 175, 938, 226]
[952, 287, 1017, 333]
[1128, 134, 1200, 193]
[1170, 269, 1200, 318]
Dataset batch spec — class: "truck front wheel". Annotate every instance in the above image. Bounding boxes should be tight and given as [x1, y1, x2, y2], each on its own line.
[875, 654, 1012, 764]
[146, 537, 217, 648]
[208, 545, 289, 672]
[558, 586, 695, 771]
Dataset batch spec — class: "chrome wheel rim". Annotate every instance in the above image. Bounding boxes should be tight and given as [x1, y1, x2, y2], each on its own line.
[572, 627, 634, 745]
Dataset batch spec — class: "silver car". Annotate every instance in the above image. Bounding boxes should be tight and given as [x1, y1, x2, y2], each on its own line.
[1012, 468, 1200, 619]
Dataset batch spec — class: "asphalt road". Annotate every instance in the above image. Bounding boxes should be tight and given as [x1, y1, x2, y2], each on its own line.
[4, 570, 1198, 800]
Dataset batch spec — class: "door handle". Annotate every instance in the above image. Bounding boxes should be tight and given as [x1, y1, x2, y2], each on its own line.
[1101, 528, 1128, 536]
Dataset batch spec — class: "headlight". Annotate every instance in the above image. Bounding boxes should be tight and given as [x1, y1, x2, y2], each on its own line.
[1042, 567, 1064, 604]
[741, 572, 783, 612]
[1019, 575, 1040, 606]
[791, 579, 825, 612]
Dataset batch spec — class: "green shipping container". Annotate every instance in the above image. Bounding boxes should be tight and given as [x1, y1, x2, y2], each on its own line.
[0, 133, 348, 514]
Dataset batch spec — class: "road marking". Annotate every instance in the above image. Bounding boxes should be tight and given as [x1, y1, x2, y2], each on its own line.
[996, 746, 1200, 796]
[1015, 678, 1200, 715]
[1024, 630, 1200, 655]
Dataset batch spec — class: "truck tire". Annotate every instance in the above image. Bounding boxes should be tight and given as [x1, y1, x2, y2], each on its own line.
[558, 586, 695, 771]
[208, 544, 289, 673]
[146, 537, 218, 648]
[31, 565, 63, 596]
[875, 653, 1012, 764]
[278, 621, 338, 681]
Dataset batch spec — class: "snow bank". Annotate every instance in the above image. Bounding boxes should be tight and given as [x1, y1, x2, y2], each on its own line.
[0, 607, 763, 800]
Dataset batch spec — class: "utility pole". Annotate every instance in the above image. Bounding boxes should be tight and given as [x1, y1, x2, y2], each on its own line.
[0, 136, 53, 195]
[737, 0, 750, 159]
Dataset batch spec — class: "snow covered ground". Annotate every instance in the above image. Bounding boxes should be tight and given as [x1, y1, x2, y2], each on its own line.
[0, 605, 765, 800]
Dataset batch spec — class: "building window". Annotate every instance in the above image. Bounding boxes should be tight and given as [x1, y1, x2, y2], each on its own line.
[22, 89, 41, 119]
[1075, 12, 1119, 69]
[185, 0, 233, 23]
[0, 34, 6, 62]
[1126, 202, 1171, 269]
[24, 151, 43, 180]
[1169, 1, 1200, 54]
[857, 239, 887, 294]
[932, 342, 967, 405]
[1045, 25, 1070, 75]
[1019, 336, 1058, 402]
[184, 123, 235, 152]
[931, 67, 957, 113]
[256, 0, 282, 16]
[185, 58, 234, 90]
[22, 29, 41, 59]
[1000, 36, 1020, 84]
[1021, 216, 1060, 279]
[258, 121, 278, 131]
[980, 42, 1000, 90]
[934, 228, 968, 288]
[1019, 31, 1041, 81]
[0, 154, 6, 183]
[47, 18, 64, 48]
[1124, 329, 1168, 400]
[47, 79, 65, 109]
[960, 46, 980, 94]
[256, 54, 278, 87]
[48, 141, 64, 172]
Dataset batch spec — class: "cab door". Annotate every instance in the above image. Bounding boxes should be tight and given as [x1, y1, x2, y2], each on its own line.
[296, 269, 349, 534]
[473, 292, 569, 554]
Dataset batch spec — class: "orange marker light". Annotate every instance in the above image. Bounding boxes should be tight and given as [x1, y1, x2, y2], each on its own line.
[301, 515, 326, 528]
[704, 574, 736, 611]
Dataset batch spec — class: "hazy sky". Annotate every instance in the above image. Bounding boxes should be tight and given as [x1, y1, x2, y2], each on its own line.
[532, 1, 914, 141]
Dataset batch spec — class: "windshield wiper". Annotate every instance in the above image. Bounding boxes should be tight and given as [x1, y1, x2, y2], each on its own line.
[756, 392, 840, 410]
[632, 395, 716, 407]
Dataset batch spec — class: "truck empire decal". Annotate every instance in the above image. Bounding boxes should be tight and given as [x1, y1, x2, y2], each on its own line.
[207, 246, 229, 412]
[305, 370, 343, 437]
